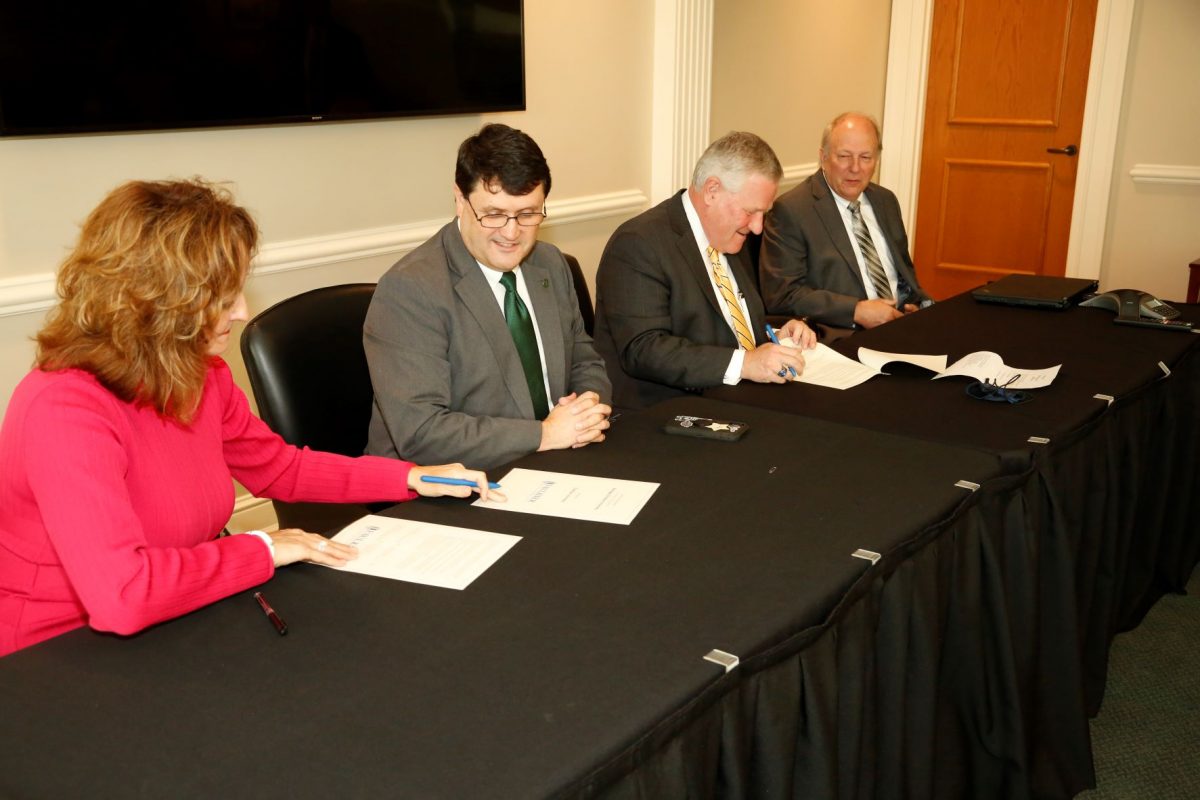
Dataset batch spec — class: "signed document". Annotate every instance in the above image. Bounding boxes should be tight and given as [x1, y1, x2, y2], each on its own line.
[932, 351, 1061, 389]
[790, 343, 880, 389]
[857, 348, 1060, 389]
[328, 515, 520, 590]
[473, 468, 659, 525]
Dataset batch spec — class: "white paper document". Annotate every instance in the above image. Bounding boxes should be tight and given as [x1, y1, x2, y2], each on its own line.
[931, 351, 1061, 389]
[473, 468, 659, 525]
[857, 347, 949, 374]
[854, 347, 1060, 389]
[328, 515, 520, 590]
[791, 343, 881, 389]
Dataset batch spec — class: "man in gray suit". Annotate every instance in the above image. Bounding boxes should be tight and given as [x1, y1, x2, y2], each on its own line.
[593, 132, 816, 411]
[760, 112, 931, 329]
[364, 124, 611, 470]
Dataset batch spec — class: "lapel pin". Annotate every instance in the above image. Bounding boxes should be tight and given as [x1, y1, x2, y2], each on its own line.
[541, 279, 549, 288]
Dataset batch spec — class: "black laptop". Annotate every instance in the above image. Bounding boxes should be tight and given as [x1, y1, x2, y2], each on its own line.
[971, 274, 1098, 310]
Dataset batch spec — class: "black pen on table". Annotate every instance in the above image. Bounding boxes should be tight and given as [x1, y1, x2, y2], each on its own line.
[254, 591, 288, 636]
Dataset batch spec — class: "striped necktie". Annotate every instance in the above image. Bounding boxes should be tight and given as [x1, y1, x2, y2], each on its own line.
[706, 246, 755, 351]
[847, 200, 893, 301]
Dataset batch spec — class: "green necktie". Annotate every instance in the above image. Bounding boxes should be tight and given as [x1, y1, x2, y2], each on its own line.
[499, 271, 550, 420]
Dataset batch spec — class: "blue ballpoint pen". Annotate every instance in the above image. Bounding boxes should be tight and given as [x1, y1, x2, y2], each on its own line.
[421, 476, 502, 490]
[763, 324, 799, 378]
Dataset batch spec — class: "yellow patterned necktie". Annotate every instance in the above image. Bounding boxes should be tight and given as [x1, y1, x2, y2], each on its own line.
[707, 246, 756, 351]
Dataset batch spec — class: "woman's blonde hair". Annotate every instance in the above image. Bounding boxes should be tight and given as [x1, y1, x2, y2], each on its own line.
[36, 178, 258, 421]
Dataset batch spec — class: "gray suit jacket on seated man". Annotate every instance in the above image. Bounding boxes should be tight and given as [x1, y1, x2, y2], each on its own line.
[594, 131, 815, 411]
[365, 124, 611, 470]
[759, 112, 931, 330]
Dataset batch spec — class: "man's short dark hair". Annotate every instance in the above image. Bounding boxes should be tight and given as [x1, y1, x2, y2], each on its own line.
[455, 123, 552, 198]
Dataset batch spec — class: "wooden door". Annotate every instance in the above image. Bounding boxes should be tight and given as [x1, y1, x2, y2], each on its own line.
[912, 0, 1098, 299]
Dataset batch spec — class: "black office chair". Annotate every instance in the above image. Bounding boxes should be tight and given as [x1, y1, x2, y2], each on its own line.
[240, 283, 379, 533]
[563, 252, 595, 337]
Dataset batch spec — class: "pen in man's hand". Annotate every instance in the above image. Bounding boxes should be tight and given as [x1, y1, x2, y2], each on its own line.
[420, 476, 502, 490]
[254, 591, 288, 636]
[763, 324, 799, 378]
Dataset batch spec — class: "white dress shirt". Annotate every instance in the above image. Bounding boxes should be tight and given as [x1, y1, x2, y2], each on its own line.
[681, 192, 752, 385]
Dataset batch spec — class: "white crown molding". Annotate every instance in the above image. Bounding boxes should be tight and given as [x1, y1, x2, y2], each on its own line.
[0, 188, 648, 318]
[1128, 164, 1200, 186]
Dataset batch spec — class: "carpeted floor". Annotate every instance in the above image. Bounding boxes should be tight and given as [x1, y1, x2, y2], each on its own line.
[1077, 566, 1200, 799]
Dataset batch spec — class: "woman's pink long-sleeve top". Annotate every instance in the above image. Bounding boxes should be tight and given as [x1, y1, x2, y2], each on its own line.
[0, 358, 416, 656]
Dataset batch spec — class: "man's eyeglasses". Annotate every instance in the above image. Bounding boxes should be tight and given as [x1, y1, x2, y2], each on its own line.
[464, 196, 547, 229]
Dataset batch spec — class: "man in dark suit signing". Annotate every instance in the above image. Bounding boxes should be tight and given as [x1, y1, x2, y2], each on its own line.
[364, 124, 611, 470]
[593, 131, 816, 411]
[760, 112, 931, 329]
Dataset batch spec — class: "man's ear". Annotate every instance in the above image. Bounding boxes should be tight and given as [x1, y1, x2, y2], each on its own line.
[701, 176, 723, 206]
[452, 184, 465, 216]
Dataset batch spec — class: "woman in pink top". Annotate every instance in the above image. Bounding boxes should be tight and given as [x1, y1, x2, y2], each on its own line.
[0, 179, 502, 657]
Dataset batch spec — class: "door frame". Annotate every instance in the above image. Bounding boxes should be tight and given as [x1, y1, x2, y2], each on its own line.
[878, 0, 1137, 280]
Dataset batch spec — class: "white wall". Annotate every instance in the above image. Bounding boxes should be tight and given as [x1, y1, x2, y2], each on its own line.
[710, 0, 892, 190]
[0, 1, 653, 412]
[1101, 0, 1200, 300]
[0, 1, 653, 529]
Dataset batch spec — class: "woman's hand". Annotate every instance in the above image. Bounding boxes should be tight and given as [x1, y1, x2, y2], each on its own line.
[407, 463, 506, 502]
[269, 528, 358, 567]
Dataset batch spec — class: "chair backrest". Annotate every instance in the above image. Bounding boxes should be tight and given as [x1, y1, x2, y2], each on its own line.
[240, 284, 377, 457]
[563, 252, 595, 337]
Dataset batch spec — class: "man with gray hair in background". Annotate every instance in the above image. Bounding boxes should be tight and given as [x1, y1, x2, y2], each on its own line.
[759, 112, 930, 329]
[593, 131, 816, 411]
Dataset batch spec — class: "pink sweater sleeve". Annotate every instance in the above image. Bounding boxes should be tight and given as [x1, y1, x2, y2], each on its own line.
[23, 380, 275, 636]
[213, 362, 419, 505]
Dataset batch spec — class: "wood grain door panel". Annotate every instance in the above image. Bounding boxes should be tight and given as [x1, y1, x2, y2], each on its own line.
[936, 159, 1051, 287]
[914, 0, 1097, 299]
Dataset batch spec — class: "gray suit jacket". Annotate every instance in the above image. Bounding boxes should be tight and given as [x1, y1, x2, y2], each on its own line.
[760, 170, 929, 328]
[593, 191, 770, 411]
[364, 220, 610, 470]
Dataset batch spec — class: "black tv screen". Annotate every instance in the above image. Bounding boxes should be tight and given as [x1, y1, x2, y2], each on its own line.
[0, 0, 524, 136]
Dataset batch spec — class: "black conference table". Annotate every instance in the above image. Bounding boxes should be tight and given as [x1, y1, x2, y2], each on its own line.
[2, 296, 1196, 800]
[709, 292, 1200, 797]
[1, 394, 1029, 799]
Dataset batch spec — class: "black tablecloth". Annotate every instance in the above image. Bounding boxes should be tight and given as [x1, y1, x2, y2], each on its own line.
[2, 298, 1195, 800]
[710, 293, 1200, 469]
[707, 294, 1200, 797]
[0, 398, 1009, 799]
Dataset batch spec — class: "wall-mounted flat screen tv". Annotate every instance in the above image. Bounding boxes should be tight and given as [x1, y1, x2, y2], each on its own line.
[0, 0, 524, 137]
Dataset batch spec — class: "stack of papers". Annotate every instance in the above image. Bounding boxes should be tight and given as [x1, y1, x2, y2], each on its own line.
[791, 344, 1060, 390]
